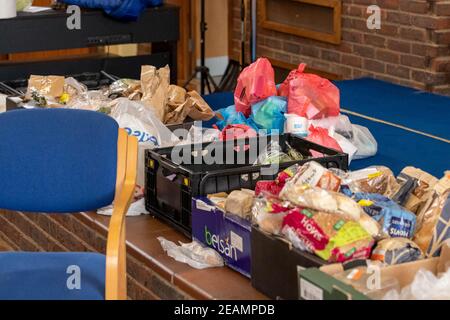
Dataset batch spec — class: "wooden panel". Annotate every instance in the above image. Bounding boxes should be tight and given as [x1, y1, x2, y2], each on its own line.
[260, 0, 341, 44]
[165, 0, 194, 84]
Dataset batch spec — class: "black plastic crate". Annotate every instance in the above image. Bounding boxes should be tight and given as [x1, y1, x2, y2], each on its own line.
[251, 226, 326, 300]
[145, 134, 348, 236]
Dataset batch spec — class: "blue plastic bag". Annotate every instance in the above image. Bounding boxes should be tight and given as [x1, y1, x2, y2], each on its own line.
[250, 96, 287, 134]
[215, 105, 258, 131]
[60, 0, 163, 20]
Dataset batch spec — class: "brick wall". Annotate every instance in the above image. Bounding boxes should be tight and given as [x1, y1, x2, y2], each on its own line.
[230, 0, 450, 94]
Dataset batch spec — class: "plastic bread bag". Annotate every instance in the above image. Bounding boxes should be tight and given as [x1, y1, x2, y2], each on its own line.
[280, 184, 362, 221]
[354, 193, 417, 239]
[158, 237, 224, 269]
[392, 167, 438, 214]
[352, 125, 378, 160]
[287, 161, 341, 192]
[336, 166, 399, 198]
[414, 190, 450, 257]
[281, 207, 374, 263]
[252, 194, 292, 235]
[371, 238, 424, 266]
[280, 183, 382, 238]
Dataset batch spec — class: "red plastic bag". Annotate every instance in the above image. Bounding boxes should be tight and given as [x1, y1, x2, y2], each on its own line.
[234, 58, 277, 117]
[279, 63, 340, 120]
[306, 125, 343, 158]
[219, 124, 257, 152]
[219, 124, 257, 141]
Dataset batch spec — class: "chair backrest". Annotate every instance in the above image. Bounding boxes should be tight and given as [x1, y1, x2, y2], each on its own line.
[0, 109, 119, 213]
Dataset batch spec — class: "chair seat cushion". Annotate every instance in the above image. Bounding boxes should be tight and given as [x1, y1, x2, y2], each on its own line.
[0, 252, 105, 300]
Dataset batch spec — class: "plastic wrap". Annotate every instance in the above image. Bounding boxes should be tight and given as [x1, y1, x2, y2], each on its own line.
[352, 125, 378, 160]
[158, 238, 224, 269]
[383, 268, 450, 300]
[110, 98, 179, 187]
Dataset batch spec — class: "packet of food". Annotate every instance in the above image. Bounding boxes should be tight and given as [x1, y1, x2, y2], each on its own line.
[354, 193, 417, 239]
[392, 167, 438, 214]
[281, 207, 374, 263]
[288, 161, 341, 192]
[141, 65, 170, 121]
[225, 190, 255, 219]
[280, 184, 362, 221]
[252, 194, 292, 235]
[25, 75, 65, 105]
[371, 238, 424, 265]
[337, 166, 399, 197]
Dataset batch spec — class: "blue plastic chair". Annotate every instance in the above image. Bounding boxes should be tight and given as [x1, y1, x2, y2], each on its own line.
[0, 108, 138, 300]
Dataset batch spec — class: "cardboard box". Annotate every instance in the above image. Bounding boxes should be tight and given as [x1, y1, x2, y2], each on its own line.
[298, 243, 450, 300]
[192, 197, 252, 278]
[251, 226, 326, 300]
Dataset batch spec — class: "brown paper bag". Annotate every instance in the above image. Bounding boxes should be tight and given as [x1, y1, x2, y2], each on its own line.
[25, 75, 65, 100]
[167, 85, 187, 110]
[141, 65, 170, 121]
[164, 98, 195, 125]
[186, 91, 215, 121]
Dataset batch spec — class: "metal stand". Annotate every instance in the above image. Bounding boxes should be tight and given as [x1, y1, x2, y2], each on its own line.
[183, 0, 219, 95]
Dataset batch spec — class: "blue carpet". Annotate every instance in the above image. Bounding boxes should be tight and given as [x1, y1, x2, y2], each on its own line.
[203, 78, 450, 177]
[336, 78, 450, 140]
